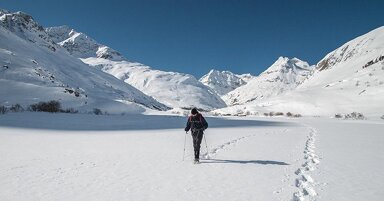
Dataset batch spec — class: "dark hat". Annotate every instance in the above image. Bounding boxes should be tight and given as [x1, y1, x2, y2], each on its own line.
[191, 108, 198, 115]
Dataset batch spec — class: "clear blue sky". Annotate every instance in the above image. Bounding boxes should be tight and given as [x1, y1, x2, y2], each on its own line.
[1, 0, 383, 78]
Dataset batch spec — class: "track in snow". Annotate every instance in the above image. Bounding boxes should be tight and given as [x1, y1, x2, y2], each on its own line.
[200, 134, 256, 160]
[293, 127, 321, 201]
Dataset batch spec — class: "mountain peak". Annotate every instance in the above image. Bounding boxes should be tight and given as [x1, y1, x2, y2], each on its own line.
[263, 56, 312, 75]
[45, 25, 73, 43]
[206, 69, 233, 76]
[14, 11, 34, 21]
[0, 9, 10, 15]
[46, 26, 126, 61]
[0, 11, 37, 27]
[0, 10, 57, 52]
[1, 10, 38, 30]
[200, 69, 250, 96]
[223, 57, 313, 105]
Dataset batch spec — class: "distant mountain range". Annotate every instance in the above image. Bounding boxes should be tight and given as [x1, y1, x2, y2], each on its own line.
[1, 9, 383, 116]
[45, 25, 226, 110]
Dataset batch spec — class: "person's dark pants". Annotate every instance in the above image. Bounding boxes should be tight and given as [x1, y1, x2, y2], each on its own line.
[191, 130, 204, 160]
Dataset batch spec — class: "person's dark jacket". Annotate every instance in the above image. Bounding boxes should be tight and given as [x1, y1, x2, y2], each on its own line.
[185, 113, 208, 132]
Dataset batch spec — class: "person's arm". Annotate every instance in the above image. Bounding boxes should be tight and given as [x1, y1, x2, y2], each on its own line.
[185, 117, 191, 132]
[202, 116, 208, 130]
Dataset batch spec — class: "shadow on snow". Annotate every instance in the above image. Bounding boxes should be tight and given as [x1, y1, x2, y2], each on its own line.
[200, 159, 290, 165]
[0, 112, 297, 131]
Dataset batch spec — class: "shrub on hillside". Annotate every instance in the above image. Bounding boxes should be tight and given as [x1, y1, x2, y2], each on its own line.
[262, 111, 302, 117]
[335, 114, 343, 118]
[275, 112, 284, 116]
[0, 105, 7, 114]
[285, 112, 302, 117]
[10, 104, 24, 112]
[344, 112, 365, 120]
[263, 112, 274, 116]
[93, 108, 103, 115]
[335, 113, 365, 120]
[29, 100, 61, 113]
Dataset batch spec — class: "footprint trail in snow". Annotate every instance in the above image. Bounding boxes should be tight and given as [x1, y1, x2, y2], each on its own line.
[293, 128, 321, 201]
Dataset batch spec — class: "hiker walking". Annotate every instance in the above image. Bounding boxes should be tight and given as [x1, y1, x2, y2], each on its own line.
[185, 108, 208, 164]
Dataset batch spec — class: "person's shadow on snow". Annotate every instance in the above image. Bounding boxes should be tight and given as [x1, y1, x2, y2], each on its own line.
[200, 159, 289, 165]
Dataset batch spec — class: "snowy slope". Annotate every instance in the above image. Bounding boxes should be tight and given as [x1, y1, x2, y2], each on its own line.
[223, 57, 314, 105]
[257, 26, 384, 116]
[47, 26, 226, 110]
[217, 26, 384, 116]
[81, 58, 226, 110]
[199, 69, 252, 96]
[0, 11, 168, 113]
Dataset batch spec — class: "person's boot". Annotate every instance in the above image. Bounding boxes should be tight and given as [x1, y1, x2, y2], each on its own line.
[194, 150, 199, 159]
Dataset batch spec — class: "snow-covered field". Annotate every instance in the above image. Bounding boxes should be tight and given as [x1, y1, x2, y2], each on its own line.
[1, 113, 383, 201]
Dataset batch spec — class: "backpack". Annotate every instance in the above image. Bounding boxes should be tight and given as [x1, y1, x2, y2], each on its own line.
[189, 114, 204, 132]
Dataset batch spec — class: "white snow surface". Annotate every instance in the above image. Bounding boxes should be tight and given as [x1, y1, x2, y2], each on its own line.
[223, 57, 314, 105]
[0, 112, 383, 201]
[0, 11, 168, 113]
[199, 69, 252, 96]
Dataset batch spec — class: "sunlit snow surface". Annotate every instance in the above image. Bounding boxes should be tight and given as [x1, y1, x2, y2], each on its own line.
[0, 112, 383, 201]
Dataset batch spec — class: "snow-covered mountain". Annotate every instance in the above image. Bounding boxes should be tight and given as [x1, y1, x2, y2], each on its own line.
[0, 9, 57, 52]
[46, 25, 125, 61]
[287, 25, 384, 115]
[222, 57, 314, 105]
[81, 58, 226, 110]
[216, 26, 384, 116]
[47, 26, 226, 110]
[0, 10, 168, 113]
[199, 69, 252, 96]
